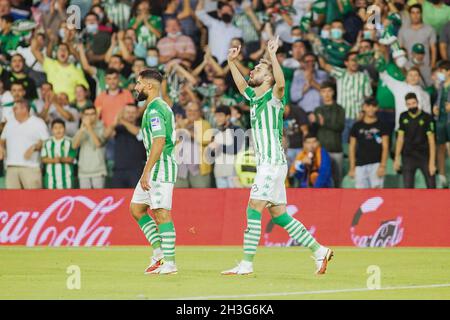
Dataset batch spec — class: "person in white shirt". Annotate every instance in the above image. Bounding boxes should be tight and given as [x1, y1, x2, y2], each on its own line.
[0, 99, 49, 189]
[379, 67, 431, 130]
[196, 0, 243, 64]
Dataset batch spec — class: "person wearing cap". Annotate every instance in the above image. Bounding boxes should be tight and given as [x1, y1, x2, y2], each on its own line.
[405, 43, 432, 87]
[0, 14, 20, 54]
[379, 47, 432, 131]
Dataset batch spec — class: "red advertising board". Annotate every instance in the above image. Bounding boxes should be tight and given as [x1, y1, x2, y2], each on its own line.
[0, 189, 449, 247]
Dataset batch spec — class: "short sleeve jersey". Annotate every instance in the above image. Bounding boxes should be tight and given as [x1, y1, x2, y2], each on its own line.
[243, 86, 287, 166]
[141, 97, 177, 183]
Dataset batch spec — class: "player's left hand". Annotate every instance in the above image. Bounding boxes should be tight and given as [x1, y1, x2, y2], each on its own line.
[140, 171, 151, 191]
[267, 35, 280, 55]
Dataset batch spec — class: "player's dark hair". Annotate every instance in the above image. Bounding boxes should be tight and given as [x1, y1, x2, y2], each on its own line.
[51, 118, 66, 128]
[139, 69, 163, 83]
[215, 105, 231, 116]
[405, 92, 418, 102]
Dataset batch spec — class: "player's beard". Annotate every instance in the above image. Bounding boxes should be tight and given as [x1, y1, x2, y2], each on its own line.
[135, 90, 148, 102]
[248, 78, 264, 88]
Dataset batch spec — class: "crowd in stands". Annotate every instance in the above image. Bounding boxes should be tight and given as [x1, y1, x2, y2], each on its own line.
[0, 0, 449, 190]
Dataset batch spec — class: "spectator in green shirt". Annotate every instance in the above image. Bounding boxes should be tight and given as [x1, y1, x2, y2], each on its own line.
[0, 14, 20, 55]
[321, 20, 351, 68]
[129, 0, 163, 49]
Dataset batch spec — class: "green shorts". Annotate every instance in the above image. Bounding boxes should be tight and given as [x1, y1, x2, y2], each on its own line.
[436, 122, 450, 145]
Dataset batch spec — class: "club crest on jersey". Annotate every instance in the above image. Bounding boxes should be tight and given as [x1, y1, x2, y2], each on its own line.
[250, 107, 256, 119]
[151, 117, 161, 130]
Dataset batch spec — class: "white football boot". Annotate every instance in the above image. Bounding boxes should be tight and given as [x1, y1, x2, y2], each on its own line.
[313, 246, 334, 275]
[221, 261, 254, 275]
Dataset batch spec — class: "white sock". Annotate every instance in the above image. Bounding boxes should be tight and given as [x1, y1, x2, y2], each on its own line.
[153, 247, 163, 258]
[241, 260, 253, 268]
[314, 246, 328, 259]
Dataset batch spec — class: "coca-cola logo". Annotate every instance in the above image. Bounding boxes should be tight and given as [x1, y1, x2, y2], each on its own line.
[0, 196, 124, 246]
[350, 197, 404, 247]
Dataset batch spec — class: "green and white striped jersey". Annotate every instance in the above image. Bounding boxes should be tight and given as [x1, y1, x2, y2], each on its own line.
[141, 97, 177, 183]
[243, 87, 287, 166]
[330, 67, 373, 120]
[41, 137, 77, 189]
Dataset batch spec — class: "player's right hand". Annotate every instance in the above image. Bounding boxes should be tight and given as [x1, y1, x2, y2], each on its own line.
[140, 171, 151, 191]
[227, 45, 241, 62]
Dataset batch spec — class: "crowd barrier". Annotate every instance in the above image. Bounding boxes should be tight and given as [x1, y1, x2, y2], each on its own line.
[0, 189, 449, 247]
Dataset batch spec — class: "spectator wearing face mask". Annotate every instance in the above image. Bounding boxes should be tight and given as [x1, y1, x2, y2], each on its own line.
[83, 12, 112, 68]
[405, 43, 432, 87]
[380, 66, 432, 130]
[157, 18, 196, 65]
[394, 92, 436, 189]
[196, 0, 243, 64]
[320, 20, 351, 68]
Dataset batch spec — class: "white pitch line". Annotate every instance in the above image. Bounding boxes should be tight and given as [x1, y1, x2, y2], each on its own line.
[171, 283, 450, 300]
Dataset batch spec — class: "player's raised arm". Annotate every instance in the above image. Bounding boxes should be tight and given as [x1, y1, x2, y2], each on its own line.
[227, 46, 248, 96]
[267, 36, 285, 100]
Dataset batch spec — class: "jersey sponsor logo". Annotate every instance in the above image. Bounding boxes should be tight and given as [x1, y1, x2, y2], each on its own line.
[151, 117, 162, 130]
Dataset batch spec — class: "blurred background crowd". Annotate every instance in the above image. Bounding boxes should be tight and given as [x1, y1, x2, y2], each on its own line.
[0, 0, 449, 190]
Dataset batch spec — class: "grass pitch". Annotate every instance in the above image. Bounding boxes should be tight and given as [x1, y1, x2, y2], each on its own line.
[0, 246, 449, 300]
